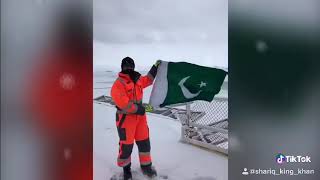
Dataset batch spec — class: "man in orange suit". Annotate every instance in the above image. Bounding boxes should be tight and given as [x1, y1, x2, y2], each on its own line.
[111, 57, 160, 180]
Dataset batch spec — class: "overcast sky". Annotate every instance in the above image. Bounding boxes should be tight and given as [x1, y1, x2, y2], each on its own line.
[93, 0, 228, 70]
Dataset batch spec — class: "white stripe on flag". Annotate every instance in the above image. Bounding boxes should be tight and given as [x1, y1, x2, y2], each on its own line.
[149, 61, 169, 108]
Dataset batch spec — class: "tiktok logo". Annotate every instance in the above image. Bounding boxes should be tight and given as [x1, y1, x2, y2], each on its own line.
[276, 153, 311, 164]
[276, 153, 286, 164]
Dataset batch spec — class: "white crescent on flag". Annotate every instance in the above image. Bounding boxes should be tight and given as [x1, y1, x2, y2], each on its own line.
[178, 76, 202, 99]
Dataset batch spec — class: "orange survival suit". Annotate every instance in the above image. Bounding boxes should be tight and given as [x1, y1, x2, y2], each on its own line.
[111, 64, 158, 167]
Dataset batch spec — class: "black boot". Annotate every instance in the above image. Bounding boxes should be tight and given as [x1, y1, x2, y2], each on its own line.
[141, 164, 157, 178]
[123, 163, 132, 180]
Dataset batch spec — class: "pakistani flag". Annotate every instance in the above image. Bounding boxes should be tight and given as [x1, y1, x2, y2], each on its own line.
[149, 61, 227, 107]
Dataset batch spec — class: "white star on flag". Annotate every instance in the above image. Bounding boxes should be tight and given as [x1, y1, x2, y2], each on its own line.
[198, 81, 207, 88]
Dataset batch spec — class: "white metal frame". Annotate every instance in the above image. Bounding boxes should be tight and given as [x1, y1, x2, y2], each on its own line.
[180, 100, 228, 155]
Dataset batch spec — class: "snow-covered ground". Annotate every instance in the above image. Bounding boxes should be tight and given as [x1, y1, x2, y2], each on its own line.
[93, 71, 228, 180]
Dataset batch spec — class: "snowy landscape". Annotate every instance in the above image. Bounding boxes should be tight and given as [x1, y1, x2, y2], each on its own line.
[93, 1, 228, 178]
[93, 70, 228, 180]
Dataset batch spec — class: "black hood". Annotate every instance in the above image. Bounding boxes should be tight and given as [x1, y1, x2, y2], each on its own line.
[121, 57, 135, 71]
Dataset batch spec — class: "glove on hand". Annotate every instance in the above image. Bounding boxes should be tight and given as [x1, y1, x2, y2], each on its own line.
[154, 60, 162, 67]
[144, 104, 154, 113]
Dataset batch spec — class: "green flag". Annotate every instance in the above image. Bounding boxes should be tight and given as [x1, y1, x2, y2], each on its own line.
[149, 61, 227, 107]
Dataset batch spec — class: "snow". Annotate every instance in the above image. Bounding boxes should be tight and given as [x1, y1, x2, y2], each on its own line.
[93, 71, 228, 180]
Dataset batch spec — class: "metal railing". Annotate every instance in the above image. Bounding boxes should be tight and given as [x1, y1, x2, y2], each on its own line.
[178, 98, 228, 155]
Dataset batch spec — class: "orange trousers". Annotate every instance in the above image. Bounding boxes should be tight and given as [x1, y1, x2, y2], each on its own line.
[116, 113, 152, 167]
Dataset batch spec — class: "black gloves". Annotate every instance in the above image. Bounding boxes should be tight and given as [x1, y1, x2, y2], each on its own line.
[147, 60, 161, 80]
[148, 65, 158, 79]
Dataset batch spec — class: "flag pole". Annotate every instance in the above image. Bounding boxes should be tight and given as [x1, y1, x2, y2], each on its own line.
[186, 102, 191, 127]
[180, 102, 191, 143]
